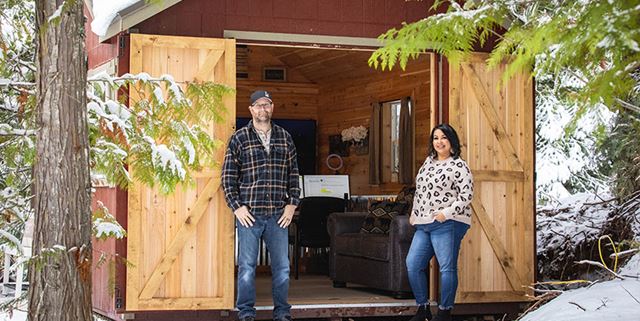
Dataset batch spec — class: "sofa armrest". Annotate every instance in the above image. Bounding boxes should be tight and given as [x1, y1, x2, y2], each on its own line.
[328, 211, 368, 279]
[389, 215, 413, 243]
[327, 212, 368, 236]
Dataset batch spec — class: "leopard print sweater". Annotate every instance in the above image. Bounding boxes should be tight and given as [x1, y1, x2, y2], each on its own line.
[410, 156, 474, 226]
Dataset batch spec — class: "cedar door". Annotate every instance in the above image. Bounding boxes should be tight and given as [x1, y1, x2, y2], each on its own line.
[127, 34, 236, 310]
[449, 52, 535, 303]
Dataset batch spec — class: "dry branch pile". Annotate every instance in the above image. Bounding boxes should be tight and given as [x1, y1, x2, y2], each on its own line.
[536, 191, 640, 283]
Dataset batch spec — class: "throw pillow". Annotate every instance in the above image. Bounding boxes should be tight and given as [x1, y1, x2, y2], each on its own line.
[396, 185, 416, 214]
[360, 201, 408, 234]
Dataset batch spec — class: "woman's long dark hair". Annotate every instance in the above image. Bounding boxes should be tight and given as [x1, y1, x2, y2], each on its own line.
[428, 123, 462, 159]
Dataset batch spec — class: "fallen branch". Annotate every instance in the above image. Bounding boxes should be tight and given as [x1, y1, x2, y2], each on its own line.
[621, 285, 640, 305]
[575, 260, 624, 279]
[517, 291, 561, 320]
[611, 248, 639, 259]
[568, 301, 586, 311]
[583, 196, 618, 206]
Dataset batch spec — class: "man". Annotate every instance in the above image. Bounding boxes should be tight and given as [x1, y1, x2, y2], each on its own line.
[222, 90, 300, 321]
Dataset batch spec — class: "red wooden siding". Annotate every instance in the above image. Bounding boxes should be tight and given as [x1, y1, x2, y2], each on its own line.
[136, 0, 434, 38]
[85, 7, 119, 69]
[92, 187, 128, 320]
[87, 0, 441, 68]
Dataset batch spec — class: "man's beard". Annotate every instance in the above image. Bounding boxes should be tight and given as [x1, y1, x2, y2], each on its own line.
[254, 112, 272, 124]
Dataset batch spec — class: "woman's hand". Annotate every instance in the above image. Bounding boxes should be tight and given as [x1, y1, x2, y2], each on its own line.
[434, 212, 446, 222]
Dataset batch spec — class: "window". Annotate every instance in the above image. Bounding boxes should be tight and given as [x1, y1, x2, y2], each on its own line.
[381, 99, 412, 183]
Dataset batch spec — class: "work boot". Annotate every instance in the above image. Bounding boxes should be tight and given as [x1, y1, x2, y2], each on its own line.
[432, 308, 452, 321]
[409, 304, 432, 321]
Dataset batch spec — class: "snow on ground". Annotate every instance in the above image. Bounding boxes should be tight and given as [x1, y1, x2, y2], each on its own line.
[521, 253, 640, 321]
[0, 308, 26, 321]
[537, 193, 614, 255]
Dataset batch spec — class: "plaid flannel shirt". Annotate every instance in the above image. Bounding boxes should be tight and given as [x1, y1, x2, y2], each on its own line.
[222, 121, 300, 216]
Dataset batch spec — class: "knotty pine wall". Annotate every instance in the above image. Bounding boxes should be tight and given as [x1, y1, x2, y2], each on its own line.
[236, 46, 319, 120]
[238, 46, 432, 196]
[317, 56, 432, 195]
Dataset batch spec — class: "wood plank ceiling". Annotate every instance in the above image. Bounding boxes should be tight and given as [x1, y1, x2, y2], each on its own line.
[261, 46, 382, 84]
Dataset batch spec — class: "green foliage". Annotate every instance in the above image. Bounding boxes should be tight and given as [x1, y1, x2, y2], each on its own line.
[87, 74, 233, 194]
[0, 0, 36, 244]
[370, 1, 504, 69]
[371, 0, 640, 200]
[370, 0, 640, 113]
[597, 113, 640, 199]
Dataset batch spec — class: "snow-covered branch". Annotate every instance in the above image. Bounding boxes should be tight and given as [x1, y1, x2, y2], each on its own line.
[575, 260, 625, 280]
[0, 79, 35, 87]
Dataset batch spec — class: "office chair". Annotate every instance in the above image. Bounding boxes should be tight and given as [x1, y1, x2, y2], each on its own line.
[290, 196, 346, 279]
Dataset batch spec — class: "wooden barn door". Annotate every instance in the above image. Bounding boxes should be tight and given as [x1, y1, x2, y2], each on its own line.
[126, 34, 236, 310]
[449, 53, 534, 303]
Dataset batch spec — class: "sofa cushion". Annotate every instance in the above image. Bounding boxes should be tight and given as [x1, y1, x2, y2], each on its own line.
[396, 185, 416, 214]
[333, 232, 389, 261]
[360, 201, 407, 234]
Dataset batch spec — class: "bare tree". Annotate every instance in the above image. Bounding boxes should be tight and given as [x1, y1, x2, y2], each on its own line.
[28, 0, 92, 320]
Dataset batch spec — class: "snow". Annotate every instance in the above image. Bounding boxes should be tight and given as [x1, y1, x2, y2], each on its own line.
[0, 305, 27, 321]
[183, 136, 196, 165]
[90, 0, 139, 37]
[521, 253, 640, 321]
[47, 3, 64, 23]
[537, 193, 614, 252]
[145, 136, 186, 179]
[153, 87, 165, 104]
[154, 144, 186, 179]
[94, 218, 126, 239]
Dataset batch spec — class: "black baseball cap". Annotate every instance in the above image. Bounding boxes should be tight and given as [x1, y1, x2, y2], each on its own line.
[250, 90, 272, 105]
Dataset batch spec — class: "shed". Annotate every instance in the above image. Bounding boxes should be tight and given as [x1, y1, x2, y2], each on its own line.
[86, 1, 535, 320]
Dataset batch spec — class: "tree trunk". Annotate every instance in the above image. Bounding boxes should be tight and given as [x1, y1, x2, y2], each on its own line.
[29, 1, 92, 320]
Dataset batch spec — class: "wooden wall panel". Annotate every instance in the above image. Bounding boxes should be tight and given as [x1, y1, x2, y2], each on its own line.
[235, 46, 318, 121]
[317, 55, 433, 195]
[235, 47, 432, 196]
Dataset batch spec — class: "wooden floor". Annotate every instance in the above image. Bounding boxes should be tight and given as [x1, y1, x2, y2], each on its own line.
[255, 274, 414, 307]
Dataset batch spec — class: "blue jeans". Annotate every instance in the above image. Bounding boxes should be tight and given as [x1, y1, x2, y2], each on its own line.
[406, 220, 469, 310]
[236, 214, 291, 319]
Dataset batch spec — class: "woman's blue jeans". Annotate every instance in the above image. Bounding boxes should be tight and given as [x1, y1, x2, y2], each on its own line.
[236, 214, 291, 320]
[406, 220, 470, 310]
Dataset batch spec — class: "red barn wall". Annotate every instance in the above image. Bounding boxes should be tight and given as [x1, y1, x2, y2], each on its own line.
[87, 0, 438, 69]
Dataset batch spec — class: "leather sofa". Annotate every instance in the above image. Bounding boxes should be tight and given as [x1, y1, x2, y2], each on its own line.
[327, 211, 417, 298]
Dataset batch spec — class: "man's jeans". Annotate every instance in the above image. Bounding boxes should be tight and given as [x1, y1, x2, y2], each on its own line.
[236, 214, 291, 319]
[406, 220, 470, 310]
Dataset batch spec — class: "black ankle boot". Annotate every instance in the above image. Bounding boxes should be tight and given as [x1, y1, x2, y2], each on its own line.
[409, 304, 432, 321]
[432, 308, 451, 321]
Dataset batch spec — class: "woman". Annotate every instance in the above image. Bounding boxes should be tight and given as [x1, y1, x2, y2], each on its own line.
[406, 124, 473, 321]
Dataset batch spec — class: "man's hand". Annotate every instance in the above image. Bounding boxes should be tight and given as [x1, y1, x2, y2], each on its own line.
[277, 204, 297, 228]
[434, 212, 446, 223]
[234, 206, 255, 227]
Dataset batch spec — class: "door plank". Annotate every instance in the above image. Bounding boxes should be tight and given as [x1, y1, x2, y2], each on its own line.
[139, 177, 221, 300]
[473, 170, 524, 182]
[194, 50, 224, 82]
[461, 63, 523, 172]
[471, 198, 524, 290]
